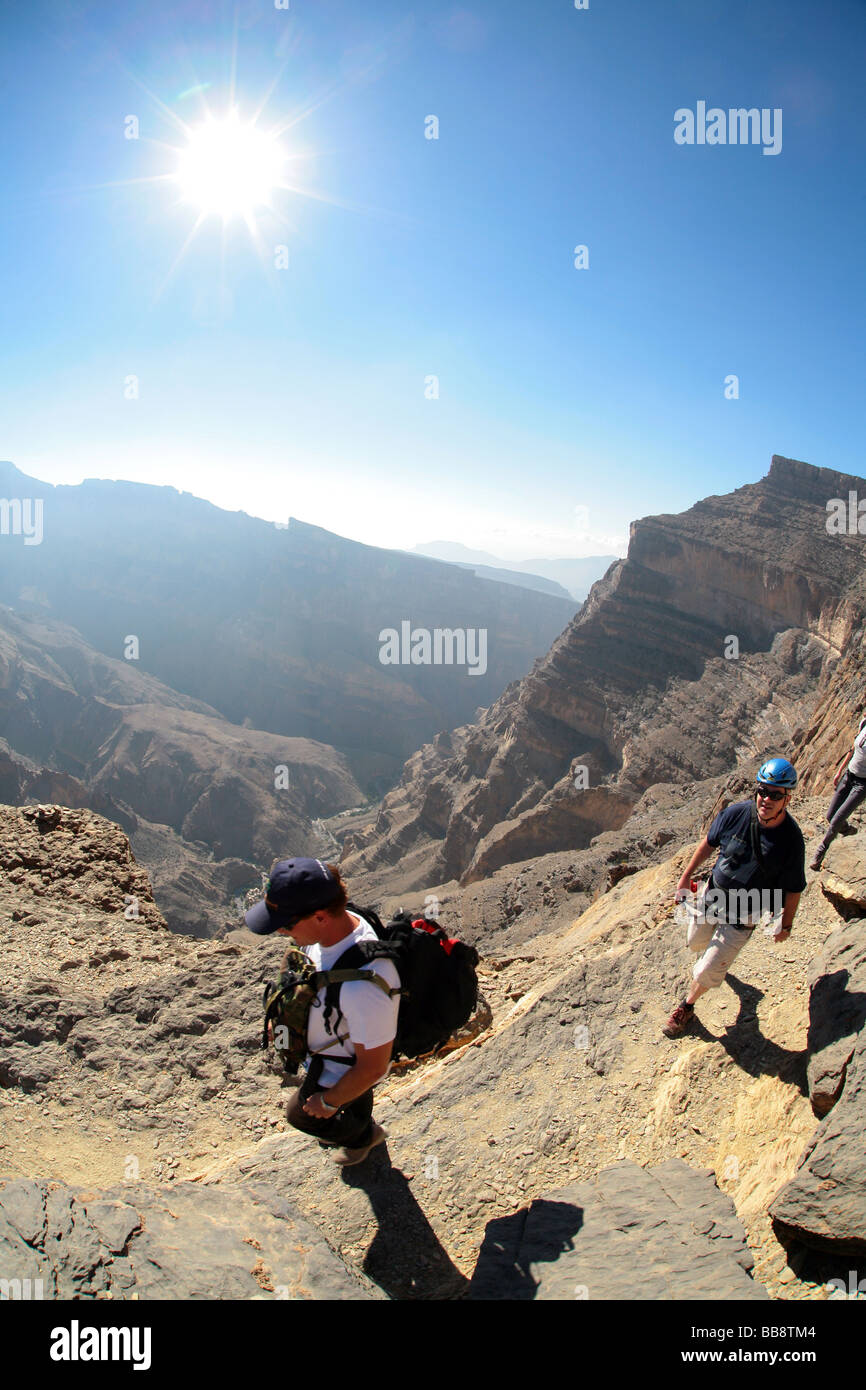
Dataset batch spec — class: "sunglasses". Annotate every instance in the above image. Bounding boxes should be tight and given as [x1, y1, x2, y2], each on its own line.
[756, 785, 787, 802]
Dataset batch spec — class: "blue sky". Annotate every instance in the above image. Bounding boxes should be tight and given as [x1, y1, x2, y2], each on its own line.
[1, 0, 864, 559]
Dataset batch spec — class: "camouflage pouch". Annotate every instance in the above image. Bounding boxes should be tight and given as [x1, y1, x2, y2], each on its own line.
[261, 943, 392, 1075]
[261, 947, 323, 1073]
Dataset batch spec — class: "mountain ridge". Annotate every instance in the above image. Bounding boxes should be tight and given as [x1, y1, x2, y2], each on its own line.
[0, 461, 577, 792]
[342, 455, 866, 894]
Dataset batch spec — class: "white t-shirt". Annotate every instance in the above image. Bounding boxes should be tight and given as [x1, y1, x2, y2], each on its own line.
[303, 913, 401, 1089]
[848, 718, 866, 779]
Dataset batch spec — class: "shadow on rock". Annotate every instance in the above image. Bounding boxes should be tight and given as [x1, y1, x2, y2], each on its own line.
[713, 974, 808, 1093]
[808, 968, 866, 1058]
[778, 1235, 866, 1297]
[340, 1147, 470, 1300]
[468, 1200, 584, 1300]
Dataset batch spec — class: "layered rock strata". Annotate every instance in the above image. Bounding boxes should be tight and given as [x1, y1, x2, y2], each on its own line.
[343, 457, 866, 894]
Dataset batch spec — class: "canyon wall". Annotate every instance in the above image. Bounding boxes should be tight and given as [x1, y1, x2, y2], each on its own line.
[343, 457, 866, 893]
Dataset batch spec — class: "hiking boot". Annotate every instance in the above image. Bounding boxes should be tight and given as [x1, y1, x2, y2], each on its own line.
[332, 1123, 388, 1167]
[662, 1003, 694, 1038]
[809, 847, 826, 871]
[839, 823, 858, 836]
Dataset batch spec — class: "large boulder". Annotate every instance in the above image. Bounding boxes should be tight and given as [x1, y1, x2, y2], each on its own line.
[0, 1176, 385, 1300]
[770, 1028, 866, 1255]
[769, 908, 866, 1256]
[469, 1159, 768, 1300]
[805, 919, 866, 1116]
[821, 837, 866, 917]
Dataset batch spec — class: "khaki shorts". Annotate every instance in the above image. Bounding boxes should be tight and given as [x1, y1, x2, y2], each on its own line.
[687, 913, 753, 990]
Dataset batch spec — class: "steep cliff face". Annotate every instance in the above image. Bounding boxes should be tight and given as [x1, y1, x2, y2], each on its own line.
[342, 457, 866, 892]
[790, 645, 866, 797]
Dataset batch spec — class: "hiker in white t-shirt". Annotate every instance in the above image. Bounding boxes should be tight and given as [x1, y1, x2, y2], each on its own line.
[810, 716, 866, 870]
[246, 858, 399, 1167]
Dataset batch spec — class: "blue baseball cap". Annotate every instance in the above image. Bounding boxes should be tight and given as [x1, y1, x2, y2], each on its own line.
[244, 858, 342, 935]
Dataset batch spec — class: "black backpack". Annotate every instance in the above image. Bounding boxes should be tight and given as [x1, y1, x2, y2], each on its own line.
[330, 904, 480, 1061]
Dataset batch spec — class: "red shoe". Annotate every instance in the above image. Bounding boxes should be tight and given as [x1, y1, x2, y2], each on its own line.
[662, 1003, 695, 1038]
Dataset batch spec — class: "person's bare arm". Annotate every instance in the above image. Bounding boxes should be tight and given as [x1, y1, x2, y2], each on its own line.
[675, 835, 714, 897]
[773, 891, 800, 940]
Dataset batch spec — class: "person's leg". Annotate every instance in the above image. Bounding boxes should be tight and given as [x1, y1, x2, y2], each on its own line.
[692, 923, 752, 993]
[686, 911, 715, 958]
[663, 914, 713, 1035]
[664, 922, 751, 1035]
[825, 774, 866, 837]
[813, 774, 866, 866]
[824, 776, 849, 824]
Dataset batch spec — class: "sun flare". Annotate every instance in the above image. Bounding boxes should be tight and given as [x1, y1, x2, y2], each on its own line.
[174, 109, 286, 219]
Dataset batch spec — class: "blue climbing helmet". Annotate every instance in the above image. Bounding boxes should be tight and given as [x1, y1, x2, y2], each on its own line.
[756, 757, 798, 789]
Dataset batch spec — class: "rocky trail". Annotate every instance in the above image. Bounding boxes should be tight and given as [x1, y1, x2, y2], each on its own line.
[1, 797, 864, 1300]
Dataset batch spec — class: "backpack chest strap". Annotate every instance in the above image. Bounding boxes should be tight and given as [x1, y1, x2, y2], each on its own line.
[317, 968, 399, 998]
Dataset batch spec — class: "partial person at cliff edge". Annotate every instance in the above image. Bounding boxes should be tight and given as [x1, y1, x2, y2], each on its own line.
[246, 859, 398, 1167]
[810, 715, 866, 871]
[662, 758, 806, 1039]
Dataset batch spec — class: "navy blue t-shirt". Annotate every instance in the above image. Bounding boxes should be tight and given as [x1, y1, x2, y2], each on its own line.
[706, 800, 806, 899]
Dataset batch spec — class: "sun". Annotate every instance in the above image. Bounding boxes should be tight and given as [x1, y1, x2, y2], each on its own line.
[173, 109, 286, 220]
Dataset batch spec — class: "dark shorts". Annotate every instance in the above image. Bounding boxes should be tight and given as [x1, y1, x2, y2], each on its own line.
[285, 1068, 374, 1149]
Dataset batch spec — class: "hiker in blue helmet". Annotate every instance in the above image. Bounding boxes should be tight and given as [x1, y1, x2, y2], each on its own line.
[809, 715, 866, 871]
[662, 757, 806, 1038]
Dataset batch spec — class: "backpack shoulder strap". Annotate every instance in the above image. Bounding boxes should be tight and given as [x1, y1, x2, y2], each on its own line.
[749, 798, 785, 892]
[321, 967, 398, 998]
[749, 799, 767, 871]
[346, 902, 387, 937]
[320, 941, 401, 1037]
